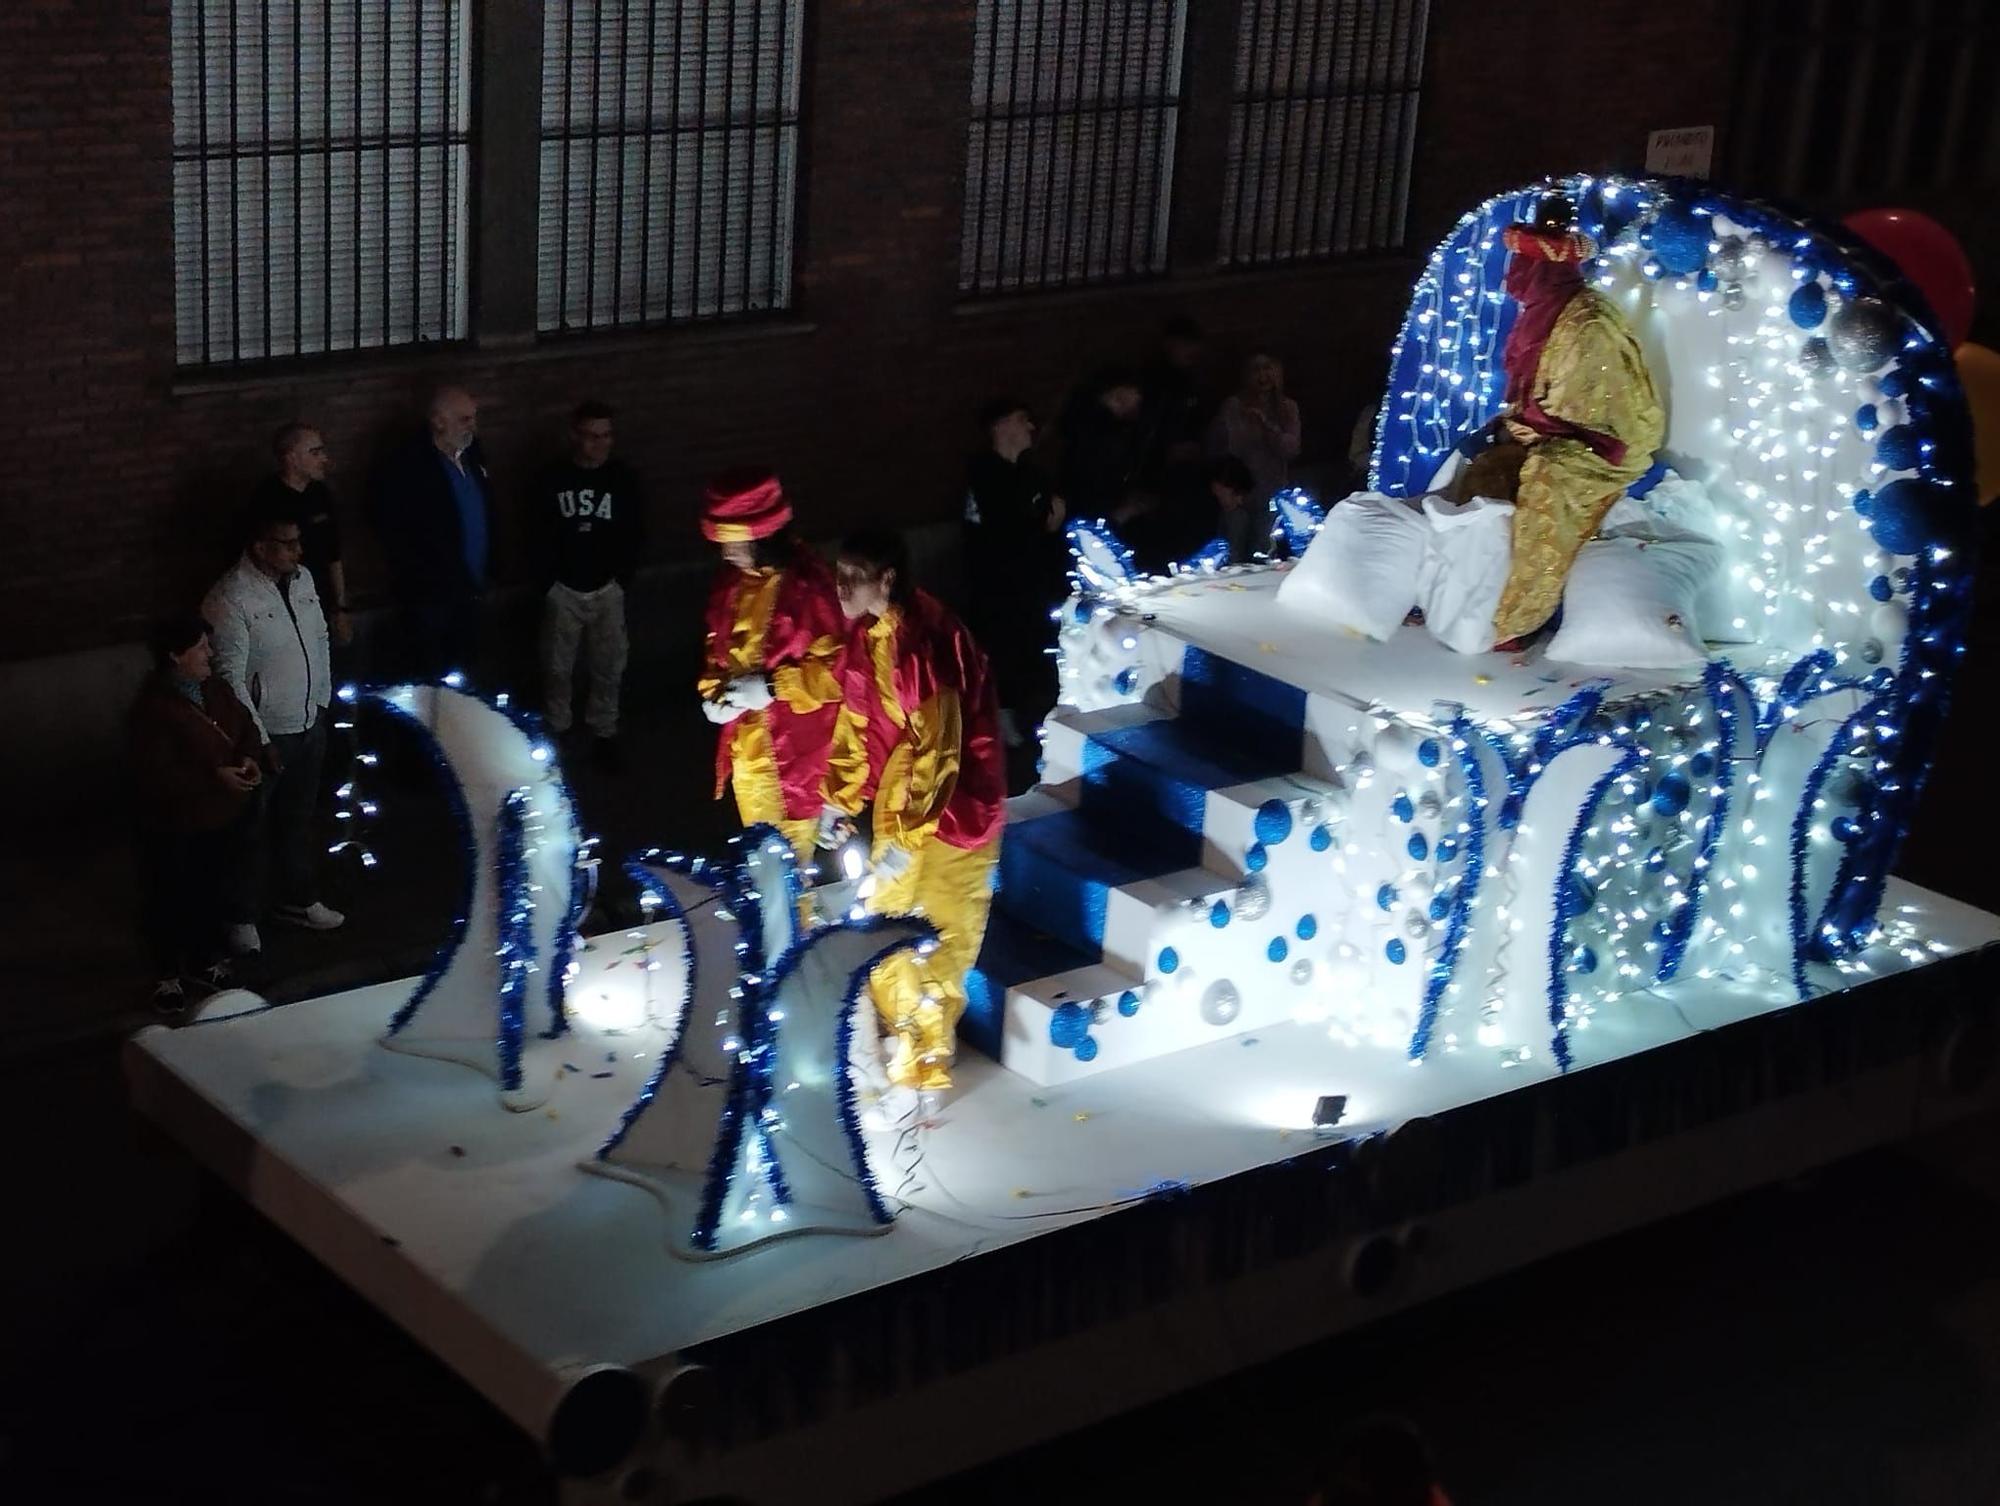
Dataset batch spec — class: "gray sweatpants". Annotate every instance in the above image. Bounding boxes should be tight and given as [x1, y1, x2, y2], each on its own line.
[541, 581, 629, 737]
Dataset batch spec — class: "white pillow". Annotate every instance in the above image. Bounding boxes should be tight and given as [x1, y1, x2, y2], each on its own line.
[1417, 494, 1516, 655]
[1275, 492, 1430, 641]
[1606, 473, 1760, 644]
[1544, 536, 1721, 669]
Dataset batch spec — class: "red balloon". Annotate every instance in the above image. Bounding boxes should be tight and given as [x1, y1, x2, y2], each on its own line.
[1842, 207, 1977, 350]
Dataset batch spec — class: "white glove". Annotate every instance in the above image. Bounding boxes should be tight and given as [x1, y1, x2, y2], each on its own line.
[874, 843, 913, 881]
[700, 695, 736, 724]
[724, 675, 774, 713]
[816, 805, 854, 850]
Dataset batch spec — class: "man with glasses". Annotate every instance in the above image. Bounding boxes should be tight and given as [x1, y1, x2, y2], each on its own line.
[201, 499, 343, 956]
[534, 400, 645, 769]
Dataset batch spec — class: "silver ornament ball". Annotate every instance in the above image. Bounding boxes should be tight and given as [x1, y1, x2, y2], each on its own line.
[1200, 979, 1242, 1027]
[1827, 296, 1904, 372]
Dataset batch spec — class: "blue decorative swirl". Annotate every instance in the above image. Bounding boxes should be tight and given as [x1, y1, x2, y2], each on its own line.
[1410, 716, 1490, 1059]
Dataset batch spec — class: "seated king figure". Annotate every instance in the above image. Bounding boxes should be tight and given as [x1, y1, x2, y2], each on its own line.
[1456, 202, 1665, 647]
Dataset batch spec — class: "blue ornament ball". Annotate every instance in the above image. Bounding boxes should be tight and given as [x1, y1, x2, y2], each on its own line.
[1788, 281, 1828, 329]
[1575, 945, 1600, 975]
[1652, 771, 1693, 816]
[1853, 487, 1874, 518]
[1392, 792, 1415, 823]
[1875, 426, 1922, 473]
[1879, 368, 1913, 399]
[1113, 666, 1140, 696]
[1690, 751, 1716, 778]
[1267, 936, 1289, 963]
[1437, 835, 1459, 863]
[1868, 478, 1943, 556]
[1117, 989, 1141, 1017]
[1650, 205, 1712, 275]
[1309, 824, 1334, 852]
[1050, 1001, 1090, 1049]
[1696, 268, 1720, 294]
[1376, 882, 1398, 911]
[1428, 894, 1450, 922]
[1075, 1035, 1099, 1063]
[1564, 875, 1596, 917]
[1386, 938, 1408, 966]
[1407, 832, 1429, 862]
[1071, 601, 1093, 624]
[1855, 403, 1880, 435]
[1253, 798, 1294, 846]
[1157, 946, 1180, 975]
[1832, 815, 1864, 843]
[1245, 842, 1269, 874]
[1209, 900, 1231, 929]
[1417, 737, 1442, 768]
[1868, 573, 1894, 602]
[1296, 913, 1318, 940]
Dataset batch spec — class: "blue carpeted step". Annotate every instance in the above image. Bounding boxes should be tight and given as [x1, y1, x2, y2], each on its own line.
[1079, 716, 1302, 840]
[994, 807, 1198, 956]
[1176, 645, 1307, 767]
[962, 907, 1102, 1061]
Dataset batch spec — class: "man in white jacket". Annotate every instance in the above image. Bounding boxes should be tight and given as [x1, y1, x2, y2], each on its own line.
[202, 500, 343, 955]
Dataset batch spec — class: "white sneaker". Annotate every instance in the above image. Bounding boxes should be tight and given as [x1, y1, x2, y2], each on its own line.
[276, 901, 345, 931]
[226, 923, 262, 956]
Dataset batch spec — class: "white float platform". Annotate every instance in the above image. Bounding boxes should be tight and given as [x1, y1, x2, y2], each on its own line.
[127, 880, 2000, 1505]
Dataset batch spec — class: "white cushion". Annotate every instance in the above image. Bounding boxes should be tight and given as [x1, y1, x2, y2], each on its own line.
[1275, 492, 1430, 641]
[1416, 494, 1516, 655]
[1601, 472, 1760, 644]
[1544, 535, 1722, 669]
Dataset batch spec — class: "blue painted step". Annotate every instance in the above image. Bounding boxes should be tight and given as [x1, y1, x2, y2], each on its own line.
[1080, 717, 1302, 841]
[963, 907, 1101, 1060]
[995, 807, 1197, 956]
[1177, 645, 1307, 767]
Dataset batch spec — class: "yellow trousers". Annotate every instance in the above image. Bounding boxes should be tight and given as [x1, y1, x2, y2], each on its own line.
[864, 834, 1001, 1090]
[728, 716, 821, 875]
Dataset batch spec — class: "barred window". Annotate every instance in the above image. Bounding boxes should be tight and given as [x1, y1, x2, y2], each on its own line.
[1729, 0, 1999, 199]
[538, 1, 805, 332]
[959, 0, 1188, 296]
[1218, 0, 1429, 267]
[170, 1, 471, 368]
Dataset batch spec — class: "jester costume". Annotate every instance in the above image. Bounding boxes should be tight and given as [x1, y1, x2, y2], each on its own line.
[827, 588, 1006, 1092]
[698, 472, 847, 865]
[1486, 222, 1665, 641]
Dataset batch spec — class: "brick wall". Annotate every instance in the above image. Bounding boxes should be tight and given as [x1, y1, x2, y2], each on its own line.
[0, 0, 1740, 664]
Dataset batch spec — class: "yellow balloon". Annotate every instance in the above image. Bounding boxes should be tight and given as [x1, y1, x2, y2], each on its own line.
[1956, 341, 2000, 506]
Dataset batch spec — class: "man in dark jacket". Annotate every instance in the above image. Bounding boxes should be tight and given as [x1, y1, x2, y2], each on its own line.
[368, 385, 491, 681]
[963, 398, 1065, 788]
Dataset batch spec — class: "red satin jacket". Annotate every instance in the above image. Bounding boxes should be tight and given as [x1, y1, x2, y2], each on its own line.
[699, 550, 847, 819]
[827, 588, 1006, 851]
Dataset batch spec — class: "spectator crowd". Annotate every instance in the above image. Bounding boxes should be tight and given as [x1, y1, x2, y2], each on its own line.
[129, 317, 1359, 1104]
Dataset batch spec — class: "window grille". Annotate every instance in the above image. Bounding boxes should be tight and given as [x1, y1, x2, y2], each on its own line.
[1218, 0, 1428, 267]
[171, 0, 470, 367]
[959, 0, 1188, 295]
[538, 0, 805, 331]
[1729, 0, 1999, 200]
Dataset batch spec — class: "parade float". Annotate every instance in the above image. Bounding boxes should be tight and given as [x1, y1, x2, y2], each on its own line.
[127, 175, 1998, 1505]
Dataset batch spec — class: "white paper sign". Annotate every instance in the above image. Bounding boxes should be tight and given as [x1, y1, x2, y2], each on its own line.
[1646, 126, 1714, 179]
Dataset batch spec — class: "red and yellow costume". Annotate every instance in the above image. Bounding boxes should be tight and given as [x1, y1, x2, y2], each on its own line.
[1489, 222, 1665, 640]
[698, 473, 847, 865]
[827, 589, 1006, 1091]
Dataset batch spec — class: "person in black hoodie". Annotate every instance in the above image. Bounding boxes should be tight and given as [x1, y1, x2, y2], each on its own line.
[535, 400, 646, 767]
[963, 399, 1065, 787]
[367, 385, 492, 681]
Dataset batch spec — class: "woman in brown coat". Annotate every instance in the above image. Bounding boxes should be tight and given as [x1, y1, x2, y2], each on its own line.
[128, 614, 268, 1015]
